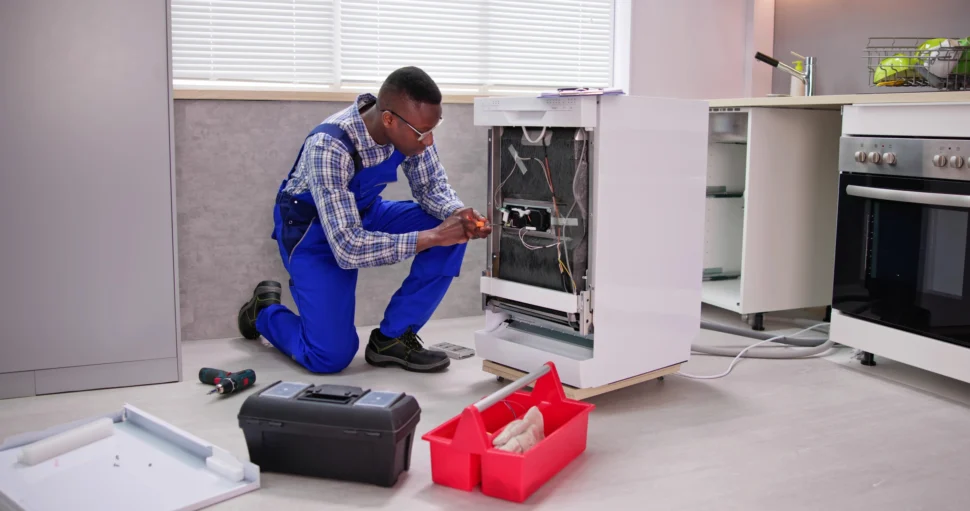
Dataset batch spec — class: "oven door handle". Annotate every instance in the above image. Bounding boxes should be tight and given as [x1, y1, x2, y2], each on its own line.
[846, 185, 970, 209]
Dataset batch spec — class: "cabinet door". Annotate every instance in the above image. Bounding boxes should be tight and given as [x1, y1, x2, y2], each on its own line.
[0, 0, 177, 373]
[739, 108, 841, 313]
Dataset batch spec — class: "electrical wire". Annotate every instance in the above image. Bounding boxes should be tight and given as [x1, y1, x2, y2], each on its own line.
[535, 135, 576, 293]
[677, 323, 832, 380]
[518, 227, 559, 250]
[493, 163, 517, 214]
[521, 125, 547, 144]
[512, 128, 577, 293]
[561, 202, 577, 293]
[572, 135, 588, 220]
[530, 158, 556, 201]
[560, 134, 587, 295]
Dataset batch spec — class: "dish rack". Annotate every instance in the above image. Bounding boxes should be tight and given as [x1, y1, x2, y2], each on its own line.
[865, 37, 970, 91]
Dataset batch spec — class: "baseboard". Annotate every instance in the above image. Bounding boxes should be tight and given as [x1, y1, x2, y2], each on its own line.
[0, 371, 37, 400]
[33, 358, 179, 395]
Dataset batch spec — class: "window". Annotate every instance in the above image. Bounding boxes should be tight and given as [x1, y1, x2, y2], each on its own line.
[170, 0, 615, 94]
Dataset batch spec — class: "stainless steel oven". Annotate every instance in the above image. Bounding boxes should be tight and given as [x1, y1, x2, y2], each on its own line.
[832, 136, 970, 348]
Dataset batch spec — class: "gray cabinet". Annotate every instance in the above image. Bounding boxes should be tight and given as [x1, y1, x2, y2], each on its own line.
[0, 0, 180, 398]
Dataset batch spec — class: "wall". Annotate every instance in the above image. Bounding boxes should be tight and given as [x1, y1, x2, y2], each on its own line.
[174, 100, 487, 341]
[773, 0, 970, 95]
[628, 0, 774, 99]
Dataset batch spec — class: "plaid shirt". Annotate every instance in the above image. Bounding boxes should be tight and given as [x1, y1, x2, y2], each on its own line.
[283, 93, 465, 269]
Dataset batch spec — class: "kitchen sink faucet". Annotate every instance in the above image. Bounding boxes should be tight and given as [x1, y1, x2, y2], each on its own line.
[755, 51, 816, 96]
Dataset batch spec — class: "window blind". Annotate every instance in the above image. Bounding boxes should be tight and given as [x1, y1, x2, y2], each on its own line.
[171, 0, 614, 91]
[171, 0, 337, 84]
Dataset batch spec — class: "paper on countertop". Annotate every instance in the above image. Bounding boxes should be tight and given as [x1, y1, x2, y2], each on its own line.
[539, 87, 625, 97]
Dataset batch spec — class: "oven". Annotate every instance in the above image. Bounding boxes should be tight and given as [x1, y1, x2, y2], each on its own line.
[832, 136, 970, 348]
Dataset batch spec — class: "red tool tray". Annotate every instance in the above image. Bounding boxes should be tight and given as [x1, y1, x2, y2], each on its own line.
[422, 362, 595, 503]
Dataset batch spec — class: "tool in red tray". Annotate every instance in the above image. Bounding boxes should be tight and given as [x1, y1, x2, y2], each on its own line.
[422, 362, 595, 503]
[199, 367, 256, 395]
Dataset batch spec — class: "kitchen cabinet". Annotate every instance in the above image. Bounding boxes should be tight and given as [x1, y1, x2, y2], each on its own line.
[703, 107, 842, 324]
[0, 0, 180, 398]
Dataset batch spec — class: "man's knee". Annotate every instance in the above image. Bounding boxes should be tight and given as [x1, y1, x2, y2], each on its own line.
[299, 335, 358, 374]
[412, 241, 465, 278]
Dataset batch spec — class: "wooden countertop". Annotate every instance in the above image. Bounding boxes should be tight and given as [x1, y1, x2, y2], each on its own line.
[708, 91, 970, 109]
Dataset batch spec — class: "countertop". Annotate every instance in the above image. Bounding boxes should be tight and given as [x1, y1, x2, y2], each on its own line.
[708, 91, 970, 109]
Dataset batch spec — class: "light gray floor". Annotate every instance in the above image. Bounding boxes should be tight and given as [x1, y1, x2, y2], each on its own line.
[3, 311, 970, 510]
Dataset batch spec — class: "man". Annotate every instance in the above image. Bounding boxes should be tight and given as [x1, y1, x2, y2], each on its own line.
[237, 66, 491, 374]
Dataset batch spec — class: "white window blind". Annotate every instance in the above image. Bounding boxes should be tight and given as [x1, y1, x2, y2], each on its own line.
[171, 0, 614, 91]
[171, 0, 336, 84]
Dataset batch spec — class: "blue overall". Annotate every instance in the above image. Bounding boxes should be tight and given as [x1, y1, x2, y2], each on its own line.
[255, 123, 466, 373]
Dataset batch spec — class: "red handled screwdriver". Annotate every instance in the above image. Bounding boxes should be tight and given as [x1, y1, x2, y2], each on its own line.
[207, 369, 256, 395]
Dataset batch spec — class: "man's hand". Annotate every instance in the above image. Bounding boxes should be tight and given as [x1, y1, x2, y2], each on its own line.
[452, 207, 492, 240]
[416, 207, 492, 252]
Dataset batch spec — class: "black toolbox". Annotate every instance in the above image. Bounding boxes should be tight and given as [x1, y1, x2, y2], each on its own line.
[238, 381, 420, 487]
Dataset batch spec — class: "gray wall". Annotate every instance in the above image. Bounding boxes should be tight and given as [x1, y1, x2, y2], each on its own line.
[174, 100, 488, 341]
[773, 0, 970, 95]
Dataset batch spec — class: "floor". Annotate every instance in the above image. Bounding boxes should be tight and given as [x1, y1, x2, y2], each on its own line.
[3, 311, 970, 510]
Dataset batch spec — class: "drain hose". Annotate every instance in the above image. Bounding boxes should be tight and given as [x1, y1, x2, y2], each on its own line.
[695, 320, 833, 359]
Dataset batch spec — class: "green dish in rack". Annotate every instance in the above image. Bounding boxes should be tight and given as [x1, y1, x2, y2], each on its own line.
[957, 37, 970, 75]
[873, 53, 919, 84]
[874, 38, 970, 84]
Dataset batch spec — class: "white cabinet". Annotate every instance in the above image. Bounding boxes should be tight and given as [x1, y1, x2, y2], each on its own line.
[702, 107, 842, 323]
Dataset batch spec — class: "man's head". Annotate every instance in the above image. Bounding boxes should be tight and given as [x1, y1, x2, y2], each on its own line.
[376, 67, 443, 157]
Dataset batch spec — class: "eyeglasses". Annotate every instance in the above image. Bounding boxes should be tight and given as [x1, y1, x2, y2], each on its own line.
[383, 109, 443, 142]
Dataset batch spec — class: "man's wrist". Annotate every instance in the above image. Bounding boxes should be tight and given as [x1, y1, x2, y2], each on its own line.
[442, 202, 465, 219]
[416, 229, 440, 252]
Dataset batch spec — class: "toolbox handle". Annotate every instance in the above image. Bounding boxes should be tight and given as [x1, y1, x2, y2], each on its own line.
[474, 364, 551, 412]
[444, 362, 565, 456]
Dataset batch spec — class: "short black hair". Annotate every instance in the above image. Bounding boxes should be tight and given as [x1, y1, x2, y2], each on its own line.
[377, 66, 442, 109]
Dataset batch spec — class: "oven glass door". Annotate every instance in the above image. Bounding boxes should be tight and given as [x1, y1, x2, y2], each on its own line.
[833, 172, 970, 347]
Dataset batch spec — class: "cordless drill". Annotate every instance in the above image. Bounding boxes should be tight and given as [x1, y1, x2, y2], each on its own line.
[199, 367, 256, 395]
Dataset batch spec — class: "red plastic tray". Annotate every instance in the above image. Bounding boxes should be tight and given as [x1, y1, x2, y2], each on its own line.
[422, 362, 594, 503]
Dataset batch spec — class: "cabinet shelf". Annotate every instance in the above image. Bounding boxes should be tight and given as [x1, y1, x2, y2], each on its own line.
[702, 279, 742, 313]
[706, 189, 744, 198]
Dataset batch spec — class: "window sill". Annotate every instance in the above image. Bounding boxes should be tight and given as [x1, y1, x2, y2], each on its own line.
[172, 88, 478, 104]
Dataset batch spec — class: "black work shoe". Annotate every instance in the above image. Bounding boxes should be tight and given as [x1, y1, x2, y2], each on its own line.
[237, 281, 282, 340]
[365, 328, 450, 372]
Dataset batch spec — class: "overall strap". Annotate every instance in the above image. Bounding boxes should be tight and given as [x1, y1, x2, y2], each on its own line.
[385, 149, 407, 170]
[286, 123, 363, 181]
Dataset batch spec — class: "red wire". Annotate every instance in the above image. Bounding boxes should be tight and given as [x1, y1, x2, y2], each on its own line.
[542, 157, 576, 295]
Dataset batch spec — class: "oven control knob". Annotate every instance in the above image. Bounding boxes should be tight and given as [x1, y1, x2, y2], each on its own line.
[933, 154, 948, 167]
[854, 151, 867, 163]
[882, 152, 897, 165]
[951, 155, 965, 169]
[868, 152, 881, 164]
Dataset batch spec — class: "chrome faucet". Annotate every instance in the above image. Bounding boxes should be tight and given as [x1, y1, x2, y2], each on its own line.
[755, 51, 816, 96]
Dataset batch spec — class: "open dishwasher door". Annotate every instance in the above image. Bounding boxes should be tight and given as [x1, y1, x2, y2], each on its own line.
[474, 95, 709, 389]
